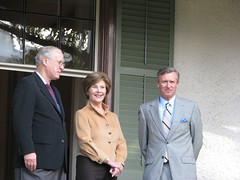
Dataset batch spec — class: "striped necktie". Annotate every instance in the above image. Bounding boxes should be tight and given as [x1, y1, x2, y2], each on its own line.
[162, 102, 172, 134]
[162, 102, 172, 163]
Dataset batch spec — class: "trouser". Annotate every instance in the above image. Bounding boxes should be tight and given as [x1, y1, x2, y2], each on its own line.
[15, 167, 66, 180]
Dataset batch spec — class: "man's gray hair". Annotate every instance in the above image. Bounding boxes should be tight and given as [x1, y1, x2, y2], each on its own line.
[35, 46, 61, 66]
[157, 66, 180, 81]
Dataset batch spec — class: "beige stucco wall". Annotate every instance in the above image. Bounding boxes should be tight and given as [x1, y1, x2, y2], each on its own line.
[174, 0, 240, 179]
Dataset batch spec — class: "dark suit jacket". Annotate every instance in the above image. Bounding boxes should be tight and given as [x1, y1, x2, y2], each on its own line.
[12, 72, 68, 171]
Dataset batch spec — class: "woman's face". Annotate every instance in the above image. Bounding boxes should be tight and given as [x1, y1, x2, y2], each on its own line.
[88, 80, 107, 105]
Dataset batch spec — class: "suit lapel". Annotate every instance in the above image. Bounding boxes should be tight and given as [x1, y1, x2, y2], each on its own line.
[167, 97, 184, 138]
[149, 99, 166, 139]
[52, 85, 65, 119]
[33, 73, 63, 118]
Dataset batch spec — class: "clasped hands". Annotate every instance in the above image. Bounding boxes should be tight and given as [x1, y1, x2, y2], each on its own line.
[105, 158, 124, 177]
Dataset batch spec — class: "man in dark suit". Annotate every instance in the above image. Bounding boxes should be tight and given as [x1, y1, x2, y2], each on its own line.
[12, 46, 68, 180]
[138, 67, 203, 180]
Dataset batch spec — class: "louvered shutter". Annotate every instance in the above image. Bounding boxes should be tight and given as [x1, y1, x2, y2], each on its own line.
[116, 0, 174, 173]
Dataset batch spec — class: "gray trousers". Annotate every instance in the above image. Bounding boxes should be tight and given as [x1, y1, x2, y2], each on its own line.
[160, 162, 173, 180]
[15, 167, 66, 180]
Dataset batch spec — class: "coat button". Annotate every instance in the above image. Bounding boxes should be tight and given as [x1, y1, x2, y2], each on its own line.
[108, 132, 112, 135]
[61, 140, 64, 143]
[108, 141, 111, 144]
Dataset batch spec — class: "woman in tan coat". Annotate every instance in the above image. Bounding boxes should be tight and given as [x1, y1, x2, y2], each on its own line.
[75, 72, 127, 180]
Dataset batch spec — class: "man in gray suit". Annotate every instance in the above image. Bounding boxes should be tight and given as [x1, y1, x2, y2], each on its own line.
[138, 67, 203, 180]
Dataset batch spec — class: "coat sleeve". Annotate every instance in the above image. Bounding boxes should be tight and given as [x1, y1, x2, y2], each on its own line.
[190, 104, 203, 160]
[138, 104, 148, 160]
[12, 79, 36, 155]
[115, 116, 128, 164]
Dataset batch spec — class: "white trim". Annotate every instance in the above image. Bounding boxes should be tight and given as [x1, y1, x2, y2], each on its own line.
[94, 0, 100, 71]
[0, 62, 93, 78]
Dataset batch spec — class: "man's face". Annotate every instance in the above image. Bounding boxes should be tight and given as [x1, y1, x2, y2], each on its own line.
[157, 72, 179, 101]
[46, 50, 65, 81]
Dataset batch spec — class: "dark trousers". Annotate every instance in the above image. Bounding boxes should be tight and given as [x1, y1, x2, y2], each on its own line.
[76, 155, 117, 180]
[15, 167, 66, 180]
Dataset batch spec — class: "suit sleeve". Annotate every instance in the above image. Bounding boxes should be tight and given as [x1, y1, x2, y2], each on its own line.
[138, 105, 148, 160]
[12, 79, 36, 155]
[190, 104, 203, 160]
[115, 116, 128, 165]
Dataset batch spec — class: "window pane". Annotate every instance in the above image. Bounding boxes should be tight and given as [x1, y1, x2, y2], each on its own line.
[26, 0, 60, 15]
[0, 11, 23, 63]
[25, 14, 59, 65]
[0, 0, 23, 11]
[62, 0, 95, 19]
[60, 18, 95, 70]
[0, 0, 96, 73]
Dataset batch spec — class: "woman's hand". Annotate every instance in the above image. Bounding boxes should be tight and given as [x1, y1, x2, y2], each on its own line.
[104, 158, 124, 177]
[109, 166, 122, 177]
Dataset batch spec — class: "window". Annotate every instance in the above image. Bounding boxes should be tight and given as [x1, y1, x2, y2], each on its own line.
[0, 0, 96, 72]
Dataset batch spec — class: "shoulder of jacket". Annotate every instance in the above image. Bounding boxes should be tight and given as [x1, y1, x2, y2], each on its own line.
[176, 96, 197, 106]
[140, 98, 158, 107]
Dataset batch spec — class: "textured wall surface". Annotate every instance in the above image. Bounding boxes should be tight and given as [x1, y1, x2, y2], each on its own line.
[174, 0, 240, 179]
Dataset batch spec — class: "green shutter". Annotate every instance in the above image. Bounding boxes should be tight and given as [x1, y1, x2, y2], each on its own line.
[116, 0, 174, 172]
[118, 74, 160, 170]
[121, 0, 173, 70]
[119, 74, 144, 170]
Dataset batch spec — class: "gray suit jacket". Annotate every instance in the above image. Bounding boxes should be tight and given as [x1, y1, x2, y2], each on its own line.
[138, 96, 203, 180]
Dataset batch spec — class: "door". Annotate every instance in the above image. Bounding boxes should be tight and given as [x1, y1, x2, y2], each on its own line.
[0, 70, 85, 180]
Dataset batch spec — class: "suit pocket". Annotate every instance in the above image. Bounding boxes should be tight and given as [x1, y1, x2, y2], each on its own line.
[181, 156, 196, 164]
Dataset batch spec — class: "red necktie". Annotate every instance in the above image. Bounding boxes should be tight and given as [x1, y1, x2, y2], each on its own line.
[46, 84, 61, 113]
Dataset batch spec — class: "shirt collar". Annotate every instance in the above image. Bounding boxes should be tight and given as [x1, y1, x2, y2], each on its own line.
[87, 101, 109, 115]
[35, 71, 48, 85]
[159, 96, 176, 107]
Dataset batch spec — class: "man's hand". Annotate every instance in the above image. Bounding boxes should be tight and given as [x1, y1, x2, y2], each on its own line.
[24, 153, 37, 171]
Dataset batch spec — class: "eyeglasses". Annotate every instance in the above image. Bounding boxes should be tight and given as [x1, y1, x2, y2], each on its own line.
[57, 60, 65, 67]
[46, 57, 65, 67]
